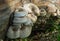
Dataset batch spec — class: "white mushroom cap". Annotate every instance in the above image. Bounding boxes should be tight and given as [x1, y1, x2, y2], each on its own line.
[7, 25, 32, 39]
[13, 17, 28, 24]
[14, 11, 28, 17]
[20, 26, 32, 38]
[27, 14, 37, 23]
[47, 3, 57, 13]
[7, 26, 20, 39]
[23, 3, 40, 16]
[14, 7, 28, 17]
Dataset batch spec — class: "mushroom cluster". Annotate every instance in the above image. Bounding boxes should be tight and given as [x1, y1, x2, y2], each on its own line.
[6, 3, 40, 39]
[6, 2, 60, 39]
[0, 0, 60, 41]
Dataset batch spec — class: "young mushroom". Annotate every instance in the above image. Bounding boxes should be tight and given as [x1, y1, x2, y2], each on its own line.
[23, 3, 40, 16]
[27, 13, 37, 23]
[48, 3, 60, 17]
[44, 2, 60, 16]
[47, 3, 57, 13]
[23, 3, 40, 23]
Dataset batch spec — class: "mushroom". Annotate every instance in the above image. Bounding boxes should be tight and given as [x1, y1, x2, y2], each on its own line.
[40, 8, 47, 16]
[7, 7, 33, 39]
[23, 3, 40, 16]
[56, 9, 60, 18]
[23, 3, 40, 23]
[43, 2, 59, 16]
[7, 26, 21, 39]
[27, 13, 37, 23]
[47, 3, 57, 13]
[47, 3, 60, 17]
